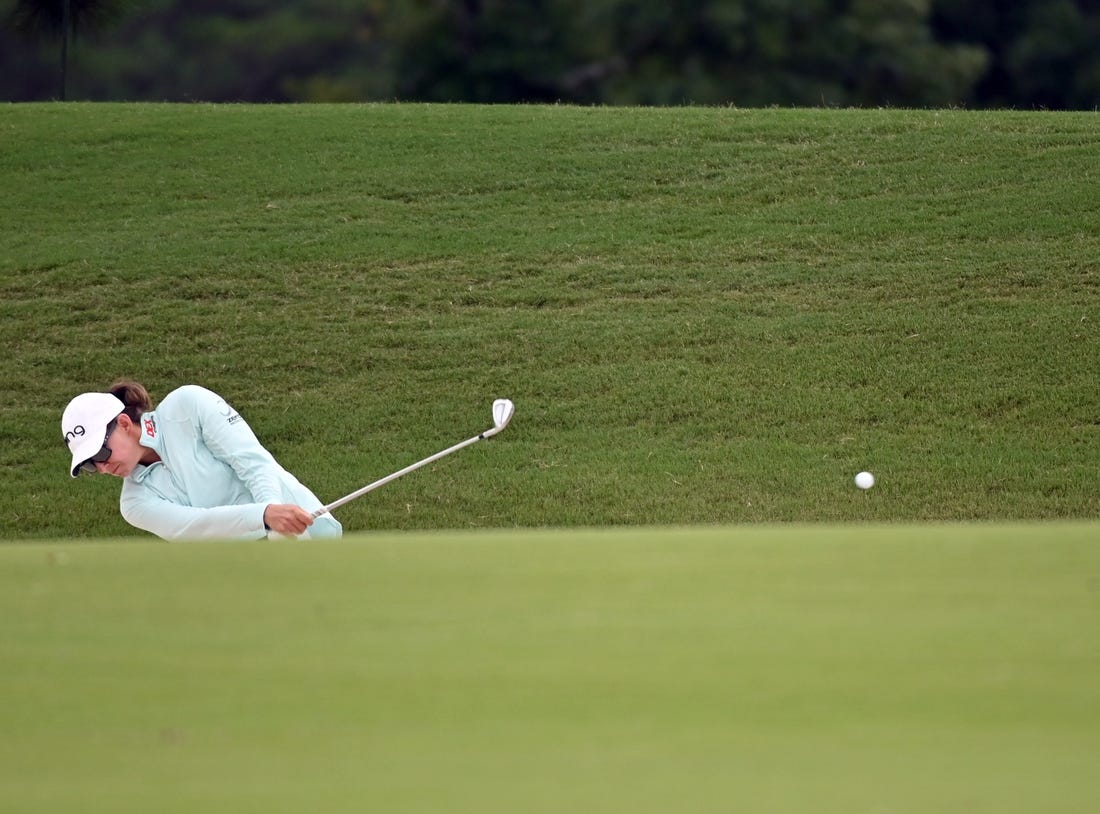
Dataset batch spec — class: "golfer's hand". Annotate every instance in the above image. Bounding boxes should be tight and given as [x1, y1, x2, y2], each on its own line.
[263, 504, 314, 536]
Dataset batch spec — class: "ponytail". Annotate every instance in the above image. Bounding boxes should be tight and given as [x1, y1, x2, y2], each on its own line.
[109, 380, 153, 422]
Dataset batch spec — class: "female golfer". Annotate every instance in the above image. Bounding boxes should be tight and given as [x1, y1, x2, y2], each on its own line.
[62, 381, 341, 541]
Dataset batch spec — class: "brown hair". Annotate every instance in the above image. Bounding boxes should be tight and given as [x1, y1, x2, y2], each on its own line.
[109, 380, 153, 422]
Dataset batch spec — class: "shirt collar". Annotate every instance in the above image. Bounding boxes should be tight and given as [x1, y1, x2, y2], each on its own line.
[130, 411, 163, 480]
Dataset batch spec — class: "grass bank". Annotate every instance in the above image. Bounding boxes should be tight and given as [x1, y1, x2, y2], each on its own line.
[1, 104, 1097, 537]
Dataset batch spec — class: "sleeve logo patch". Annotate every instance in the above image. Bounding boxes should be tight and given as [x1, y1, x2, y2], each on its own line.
[215, 398, 243, 425]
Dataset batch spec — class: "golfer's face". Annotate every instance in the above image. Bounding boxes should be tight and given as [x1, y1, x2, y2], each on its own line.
[94, 420, 141, 478]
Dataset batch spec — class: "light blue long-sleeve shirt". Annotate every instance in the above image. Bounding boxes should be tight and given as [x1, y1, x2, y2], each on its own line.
[119, 385, 341, 541]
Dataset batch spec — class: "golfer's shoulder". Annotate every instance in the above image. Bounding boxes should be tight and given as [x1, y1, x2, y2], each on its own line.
[158, 385, 224, 418]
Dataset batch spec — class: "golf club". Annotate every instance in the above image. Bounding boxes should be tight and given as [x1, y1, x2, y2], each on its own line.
[310, 398, 515, 519]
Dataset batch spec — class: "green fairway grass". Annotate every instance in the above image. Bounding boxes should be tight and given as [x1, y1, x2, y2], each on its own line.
[4, 106, 1096, 813]
[1, 104, 1098, 537]
[2, 524, 1098, 813]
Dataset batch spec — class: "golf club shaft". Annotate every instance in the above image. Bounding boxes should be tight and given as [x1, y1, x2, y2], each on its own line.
[310, 431, 487, 519]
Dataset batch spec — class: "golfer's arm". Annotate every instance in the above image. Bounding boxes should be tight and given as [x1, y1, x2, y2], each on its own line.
[195, 396, 286, 505]
[121, 491, 269, 541]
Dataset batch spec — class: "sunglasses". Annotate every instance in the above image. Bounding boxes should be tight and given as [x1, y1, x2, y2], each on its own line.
[77, 419, 118, 475]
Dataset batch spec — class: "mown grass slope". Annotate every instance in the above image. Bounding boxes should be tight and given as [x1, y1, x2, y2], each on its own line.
[1, 105, 1097, 537]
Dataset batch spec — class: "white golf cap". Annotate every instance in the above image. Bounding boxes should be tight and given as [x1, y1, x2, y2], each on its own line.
[62, 393, 124, 478]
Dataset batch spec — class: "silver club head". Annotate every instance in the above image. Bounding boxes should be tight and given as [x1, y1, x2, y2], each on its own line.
[485, 398, 515, 437]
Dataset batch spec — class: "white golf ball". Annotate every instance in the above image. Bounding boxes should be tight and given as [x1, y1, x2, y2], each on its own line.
[855, 471, 875, 490]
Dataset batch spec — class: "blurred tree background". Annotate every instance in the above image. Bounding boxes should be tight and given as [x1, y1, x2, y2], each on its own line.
[1, 0, 1098, 107]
